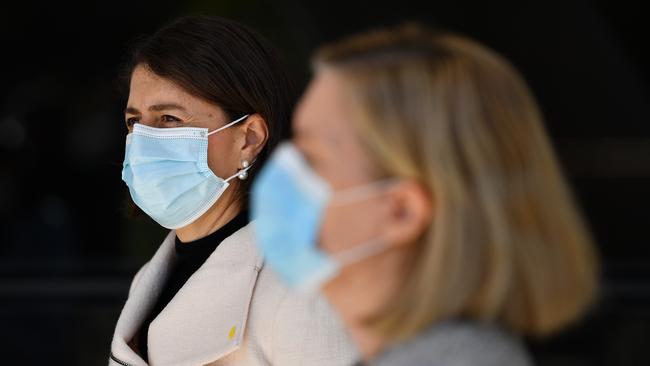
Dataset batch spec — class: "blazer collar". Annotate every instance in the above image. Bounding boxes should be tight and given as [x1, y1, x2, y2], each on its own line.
[110, 222, 263, 366]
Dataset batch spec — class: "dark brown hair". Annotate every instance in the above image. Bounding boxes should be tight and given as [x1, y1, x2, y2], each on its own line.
[124, 15, 295, 210]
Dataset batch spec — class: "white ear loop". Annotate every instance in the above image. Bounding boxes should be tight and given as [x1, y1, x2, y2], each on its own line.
[204, 114, 253, 182]
[207, 114, 250, 136]
[224, 162, 254, 182]
[333, 238, 389, 266]
[329, 178, 400, 207]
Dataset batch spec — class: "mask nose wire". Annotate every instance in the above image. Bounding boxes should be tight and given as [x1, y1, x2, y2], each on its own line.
[207, 114, 250, 136]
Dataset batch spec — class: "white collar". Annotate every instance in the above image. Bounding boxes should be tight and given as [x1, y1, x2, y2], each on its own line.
[110, 222, 263, 366]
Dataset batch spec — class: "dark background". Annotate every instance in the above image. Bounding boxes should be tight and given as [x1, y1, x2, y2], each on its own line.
[0, 0, 648, 364]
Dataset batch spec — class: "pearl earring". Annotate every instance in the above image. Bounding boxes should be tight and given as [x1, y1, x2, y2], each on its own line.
[238, 160, 250, 180]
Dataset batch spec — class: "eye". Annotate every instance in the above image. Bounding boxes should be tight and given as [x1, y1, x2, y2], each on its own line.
[125, 117, 139, 128]
[161, 115, 181, 123]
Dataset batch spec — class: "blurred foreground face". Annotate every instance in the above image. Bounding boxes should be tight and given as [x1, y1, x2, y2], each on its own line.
[294, 70, 388, 257]
[292, 68, 430, 323]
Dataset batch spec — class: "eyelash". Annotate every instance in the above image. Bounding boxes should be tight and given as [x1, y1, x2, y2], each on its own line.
[125, 115, 181, 127]
[161, 115, 181, 123]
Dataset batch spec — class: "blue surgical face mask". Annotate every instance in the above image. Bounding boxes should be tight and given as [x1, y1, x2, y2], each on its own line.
[122, 114, 251, 229]
[252, 142, 393, 293]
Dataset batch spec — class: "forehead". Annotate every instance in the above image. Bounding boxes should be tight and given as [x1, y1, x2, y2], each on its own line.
[128, 65, 193, 104]
[127, 65, 223, 117]
[294, 69, 382, 185]
[295, 69, 353, 136]
[131, 65, 174, 91]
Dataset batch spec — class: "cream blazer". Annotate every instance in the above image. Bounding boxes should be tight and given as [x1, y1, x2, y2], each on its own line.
[109, 222, 358, 366]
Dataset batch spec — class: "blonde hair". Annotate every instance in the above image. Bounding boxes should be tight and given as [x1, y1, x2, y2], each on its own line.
[314, 24, 598, 341]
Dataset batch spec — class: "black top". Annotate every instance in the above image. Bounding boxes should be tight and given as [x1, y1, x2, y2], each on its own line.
[136, 210, 250, 362]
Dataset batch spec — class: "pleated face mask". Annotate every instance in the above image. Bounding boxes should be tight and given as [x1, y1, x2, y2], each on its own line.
[122, 115, 251, 229]
[252, 142, 394, 293]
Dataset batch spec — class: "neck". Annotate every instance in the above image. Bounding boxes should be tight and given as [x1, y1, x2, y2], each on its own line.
[323, 247, 413, 361]
[346, 321, 386, 361]
[175, 186, 242, 242]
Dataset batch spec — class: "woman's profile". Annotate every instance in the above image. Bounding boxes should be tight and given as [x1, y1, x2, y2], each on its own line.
[252, 23, 598, 366]
[109, 15, 357, 366]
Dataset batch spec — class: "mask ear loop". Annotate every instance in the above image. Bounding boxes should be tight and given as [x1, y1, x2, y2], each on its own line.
[325, 178, 400, 266]
[333, 238, 389, 266]
[329, 178, 400, 207]
[207, 114, 250, 136]
[206, 114, 254, 182]
[224, 162, 254, 182]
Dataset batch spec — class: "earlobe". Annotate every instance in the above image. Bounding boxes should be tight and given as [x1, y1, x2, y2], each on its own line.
[383, 181, 433, 248]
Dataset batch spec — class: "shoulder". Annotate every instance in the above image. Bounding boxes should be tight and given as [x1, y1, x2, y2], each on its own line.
[128, 261, 149, 296]
[274, 289, 359, 365]
[374, 321, 533, 366]
[214, 221, 264, 269]
[246, 256, 359, 365]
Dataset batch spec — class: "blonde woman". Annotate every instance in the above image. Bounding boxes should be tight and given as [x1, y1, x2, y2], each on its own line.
[251, 24, 598, 365]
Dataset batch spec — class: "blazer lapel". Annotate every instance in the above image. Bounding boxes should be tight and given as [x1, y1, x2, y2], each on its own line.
[147, 223, 263, 366]
[110, 230, 178, 366]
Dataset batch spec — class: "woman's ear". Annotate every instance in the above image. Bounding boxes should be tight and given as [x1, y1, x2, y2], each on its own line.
[381, 180, 433, 248]
[238, 113, 269, 161]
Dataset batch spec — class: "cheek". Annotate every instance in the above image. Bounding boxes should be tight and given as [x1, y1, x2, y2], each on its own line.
[318, 200, 385, 253]
[206, 136, 240, 178]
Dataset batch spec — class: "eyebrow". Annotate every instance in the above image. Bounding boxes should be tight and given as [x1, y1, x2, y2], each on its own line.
[124, 103, 187, 114]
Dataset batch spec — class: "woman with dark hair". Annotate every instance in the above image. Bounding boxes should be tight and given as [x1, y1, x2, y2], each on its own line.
[109, 15, 357, 366]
